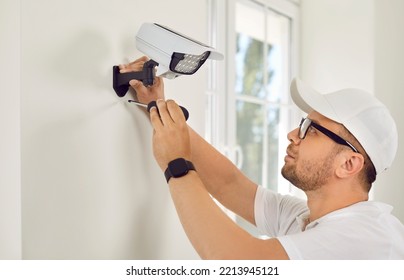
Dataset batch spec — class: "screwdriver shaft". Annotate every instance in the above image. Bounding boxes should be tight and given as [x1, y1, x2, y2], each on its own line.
[127, 99, 189, 121]
[128, 100, 147, 108]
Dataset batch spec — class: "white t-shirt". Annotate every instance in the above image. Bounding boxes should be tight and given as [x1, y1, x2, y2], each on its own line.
[254, 186, 404, 259]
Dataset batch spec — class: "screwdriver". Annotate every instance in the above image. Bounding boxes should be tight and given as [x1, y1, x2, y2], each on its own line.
[128, 100, 189, 121]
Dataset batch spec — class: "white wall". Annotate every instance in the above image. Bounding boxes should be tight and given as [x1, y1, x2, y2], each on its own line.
[300, 0, 404, 222]
[300, 0, 374, 92]
[0, 0, 22, 260]
[373, 0, 404, 223]
[0, 0, 212, 259]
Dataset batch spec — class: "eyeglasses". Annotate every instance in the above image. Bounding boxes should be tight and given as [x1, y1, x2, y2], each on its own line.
[299, 118, 359, 153]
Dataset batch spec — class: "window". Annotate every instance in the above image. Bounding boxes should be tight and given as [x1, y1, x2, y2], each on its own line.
[207, 0, 301, 233]
[235, 0, 293, 193]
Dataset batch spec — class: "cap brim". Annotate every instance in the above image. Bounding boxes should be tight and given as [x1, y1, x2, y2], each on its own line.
[291, 78, 343, 122]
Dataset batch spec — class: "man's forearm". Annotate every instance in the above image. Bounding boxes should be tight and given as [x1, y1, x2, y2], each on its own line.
[188, 126, 258, 224]
[168, 171, 288, 260]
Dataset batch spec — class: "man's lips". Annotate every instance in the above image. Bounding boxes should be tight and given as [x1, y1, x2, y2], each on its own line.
[285, 146, 297, 160]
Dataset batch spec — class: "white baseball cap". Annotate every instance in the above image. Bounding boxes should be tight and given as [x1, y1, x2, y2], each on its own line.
[290, 78, 398, 174]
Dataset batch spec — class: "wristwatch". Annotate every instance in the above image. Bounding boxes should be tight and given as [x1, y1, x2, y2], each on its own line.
[164, 158, 196, 183]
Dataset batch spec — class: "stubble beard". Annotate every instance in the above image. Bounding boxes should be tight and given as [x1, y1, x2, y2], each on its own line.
[281, 150, 337, 192]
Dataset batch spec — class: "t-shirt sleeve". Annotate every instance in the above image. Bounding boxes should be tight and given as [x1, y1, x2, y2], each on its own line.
[254, 186, 308, 237]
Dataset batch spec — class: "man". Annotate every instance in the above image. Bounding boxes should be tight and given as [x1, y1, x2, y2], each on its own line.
[120, 57, 404, 259]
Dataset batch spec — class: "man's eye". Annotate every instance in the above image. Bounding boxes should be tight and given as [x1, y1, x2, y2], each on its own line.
[308, 126, 316, 134]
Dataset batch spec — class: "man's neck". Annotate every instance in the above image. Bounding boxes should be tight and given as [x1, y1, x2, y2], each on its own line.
[305, 186, 368, 222]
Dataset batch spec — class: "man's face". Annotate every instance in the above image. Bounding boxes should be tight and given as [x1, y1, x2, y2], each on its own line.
[281, 112, 342, 192]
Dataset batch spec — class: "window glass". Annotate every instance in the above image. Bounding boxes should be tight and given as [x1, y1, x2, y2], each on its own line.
[235, 0, 292, 191]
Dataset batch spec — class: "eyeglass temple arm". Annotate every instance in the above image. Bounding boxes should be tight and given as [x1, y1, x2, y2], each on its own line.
[312, 123, 358, 153]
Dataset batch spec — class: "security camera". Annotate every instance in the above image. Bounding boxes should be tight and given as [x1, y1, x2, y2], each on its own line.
[113, 22, 224, 97]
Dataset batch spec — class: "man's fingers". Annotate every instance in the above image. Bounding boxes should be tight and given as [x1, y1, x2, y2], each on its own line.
[156, 100, 174, 125]
[129, 56, 149, 65]
[149, 100, 187, 126]
[166, 100, 186, 123]
[119, 56, 149, 73]
[129, 79, 142, 88]
[119, 63, 142, 73]
[149, 107, 163, 130]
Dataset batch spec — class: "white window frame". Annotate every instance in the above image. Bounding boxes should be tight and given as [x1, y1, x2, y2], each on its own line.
[206, 0, 302, 197]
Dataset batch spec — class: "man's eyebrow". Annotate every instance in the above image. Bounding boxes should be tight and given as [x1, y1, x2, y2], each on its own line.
[308, 117, 321, 125]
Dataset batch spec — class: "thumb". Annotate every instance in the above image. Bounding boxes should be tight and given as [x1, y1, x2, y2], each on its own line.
[129, 79, 142, 88]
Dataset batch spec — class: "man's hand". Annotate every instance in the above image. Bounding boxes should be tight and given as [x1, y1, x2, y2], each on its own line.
[150, 99, 191, 171]
[119, 56, 164, 104]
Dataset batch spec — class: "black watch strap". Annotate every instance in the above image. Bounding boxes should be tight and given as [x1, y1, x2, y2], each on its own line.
[164, 158, 195, 183]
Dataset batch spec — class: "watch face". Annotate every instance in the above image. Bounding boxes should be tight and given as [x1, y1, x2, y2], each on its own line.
[169, 158, 189, 177]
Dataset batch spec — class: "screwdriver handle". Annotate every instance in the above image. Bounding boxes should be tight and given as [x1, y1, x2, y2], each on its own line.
[147, 101, 189, 121]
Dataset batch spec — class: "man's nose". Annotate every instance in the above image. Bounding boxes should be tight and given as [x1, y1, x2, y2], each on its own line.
[287, 127, 302, 145]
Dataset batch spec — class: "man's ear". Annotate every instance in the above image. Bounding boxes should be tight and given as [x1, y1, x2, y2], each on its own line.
[335, 151, 365, 178]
